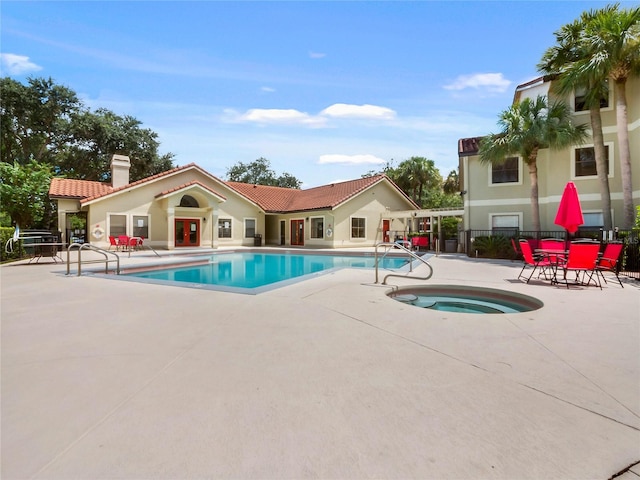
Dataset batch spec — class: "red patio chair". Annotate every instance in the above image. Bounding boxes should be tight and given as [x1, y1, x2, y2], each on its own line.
[128, 236, 140, 251]
[117, 235, 130, 251]
[108, 236, 118, 251]
[510, 238, 522, 260]
[557, 242, 601, 289]
[539, 238, 567, 265]
[518, 239, 553, 283]
[596, 242, 624, 288]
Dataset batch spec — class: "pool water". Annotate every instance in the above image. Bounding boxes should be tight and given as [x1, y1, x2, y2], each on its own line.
[389, 285, 542, 314]
[125, 252, 410, 291]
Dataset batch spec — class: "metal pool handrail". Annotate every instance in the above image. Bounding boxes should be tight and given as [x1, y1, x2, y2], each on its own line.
[66, 243, 121, 276]
[374, 242, 433, 284]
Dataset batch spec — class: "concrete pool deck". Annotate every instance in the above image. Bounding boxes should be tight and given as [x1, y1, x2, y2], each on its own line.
[2, 248, 639, 479]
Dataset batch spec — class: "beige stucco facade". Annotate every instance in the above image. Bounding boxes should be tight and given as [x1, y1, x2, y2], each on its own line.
[53, 164, 416, 250]
[459, 75, 639, 233]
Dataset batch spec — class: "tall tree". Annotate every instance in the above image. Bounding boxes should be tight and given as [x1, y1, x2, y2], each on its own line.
[1, 76, 175, 182]
[581, 4, 640, 228]
[226, 157, 301, 188]
[537, 6, 640, 230]
[60, 108, 175, 182]
[0, 160, 53, 228]
[389, 157, 440, 207]
[443, 170, 460, 195]
[479, 95, 587, 232]
[0, 77, 80, 165]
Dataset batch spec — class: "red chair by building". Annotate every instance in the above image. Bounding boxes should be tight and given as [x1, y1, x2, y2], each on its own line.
[596, 242, 625, 288]
[518, 239, 553, 283]
[557, 242, 601, 289]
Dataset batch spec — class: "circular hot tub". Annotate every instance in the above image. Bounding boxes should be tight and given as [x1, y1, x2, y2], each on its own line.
[388, 285, 543, 314]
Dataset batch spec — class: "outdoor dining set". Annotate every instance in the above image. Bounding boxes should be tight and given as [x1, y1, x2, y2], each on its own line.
[516, 181, 625, 289]
[108, 235, 144, 253]
[516, 238, 625, 289]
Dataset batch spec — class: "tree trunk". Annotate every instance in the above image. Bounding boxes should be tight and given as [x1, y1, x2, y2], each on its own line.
[590, 106, 613, 231]
[527, 154, 541, 233]
[614, 79, 634, 229]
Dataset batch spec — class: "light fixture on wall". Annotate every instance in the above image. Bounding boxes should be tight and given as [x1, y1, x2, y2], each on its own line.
[203, 217, 207, 222]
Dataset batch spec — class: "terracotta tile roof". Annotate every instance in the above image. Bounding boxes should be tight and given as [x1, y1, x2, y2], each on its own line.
[49, 163, 416, 213]
[49, 177, 113, 199]
[49, 163, 206, 203]
[155, 180, 226, 200]
[458, 137, 483, 156]
[81, 163, 203, 204]
[287, 175, 387, 212]
[225, 182, 299, 211]
[227, 174, 416, 213]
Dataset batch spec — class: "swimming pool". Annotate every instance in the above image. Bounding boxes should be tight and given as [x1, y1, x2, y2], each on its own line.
[121, 251, 414, 293]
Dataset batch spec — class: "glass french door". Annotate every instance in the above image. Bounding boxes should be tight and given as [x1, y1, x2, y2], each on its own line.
[175, 219, 200, 247]
[291, 219, 304, 246]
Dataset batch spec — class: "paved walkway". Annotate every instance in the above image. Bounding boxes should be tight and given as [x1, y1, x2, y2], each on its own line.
[2, 249, 639, 479]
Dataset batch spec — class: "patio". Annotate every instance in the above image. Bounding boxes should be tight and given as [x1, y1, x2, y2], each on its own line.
[2, 250, 639, 479]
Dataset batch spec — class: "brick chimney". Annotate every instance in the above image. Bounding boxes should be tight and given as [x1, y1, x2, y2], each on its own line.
[111, 154, 131, 188]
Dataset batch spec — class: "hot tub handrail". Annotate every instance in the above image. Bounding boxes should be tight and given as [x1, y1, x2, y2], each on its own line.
[374, 242, 433, 284]
[66, 243, 120, 276]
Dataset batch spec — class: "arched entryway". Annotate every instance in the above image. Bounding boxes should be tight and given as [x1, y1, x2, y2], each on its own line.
[175, 195, 201, 247]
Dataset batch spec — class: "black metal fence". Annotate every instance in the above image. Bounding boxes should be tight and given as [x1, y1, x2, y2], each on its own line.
[462, 228, 639, 281]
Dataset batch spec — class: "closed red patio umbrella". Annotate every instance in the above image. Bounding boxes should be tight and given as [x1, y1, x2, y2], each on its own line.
[554, 182, 584, 234]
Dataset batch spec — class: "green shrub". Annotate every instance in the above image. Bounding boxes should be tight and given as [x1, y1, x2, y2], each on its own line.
[0, 227, 23, 263]
[472, 235, 512, 259]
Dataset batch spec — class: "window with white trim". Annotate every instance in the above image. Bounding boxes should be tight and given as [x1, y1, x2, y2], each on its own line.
[351, 217, 366, 239]
[574, 81, 609, 112]
[491, 157, 520, 185]
[310, 217, 324, 239]
[244, 218, 256, 238]
[417, 217, 430, 232]
[491, 214, 519, 234]
[574, 146, 609, 177]
[218, 218, 232, 238]
[582, 212, 603, 228]
[132, 215, 149, 239]
[109, 214, 127, 237]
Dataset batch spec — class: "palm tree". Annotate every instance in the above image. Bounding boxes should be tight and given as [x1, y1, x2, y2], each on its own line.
[539, 4, 640, 229]
[582, 4, 640, 228]
[391, 157, 440, 207]
[479, 95, 587, 232]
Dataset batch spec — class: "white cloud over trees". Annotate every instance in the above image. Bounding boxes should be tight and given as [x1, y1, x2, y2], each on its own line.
[0, 54, 42, 75]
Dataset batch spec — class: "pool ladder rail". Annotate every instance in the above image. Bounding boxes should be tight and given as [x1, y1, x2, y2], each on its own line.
[66, 243, 121, 276]
[374, 242, 433, 285]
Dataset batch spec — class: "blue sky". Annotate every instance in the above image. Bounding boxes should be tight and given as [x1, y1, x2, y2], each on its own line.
[1, 0, 619, 187]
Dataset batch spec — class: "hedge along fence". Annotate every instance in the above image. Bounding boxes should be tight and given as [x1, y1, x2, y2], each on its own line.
[464, 229, 639, 280]
[470, 235, 514, 259]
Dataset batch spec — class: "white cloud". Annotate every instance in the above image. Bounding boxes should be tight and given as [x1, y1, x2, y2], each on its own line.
[309, 51, 326, 59]
[237, 108, 327, 127]
[318, 154, 386, 165]
[443, 73, 511, 93]
[260, 86, 275, 93]
[0, 53, 43, 75]
[320, 103, 396, 120]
